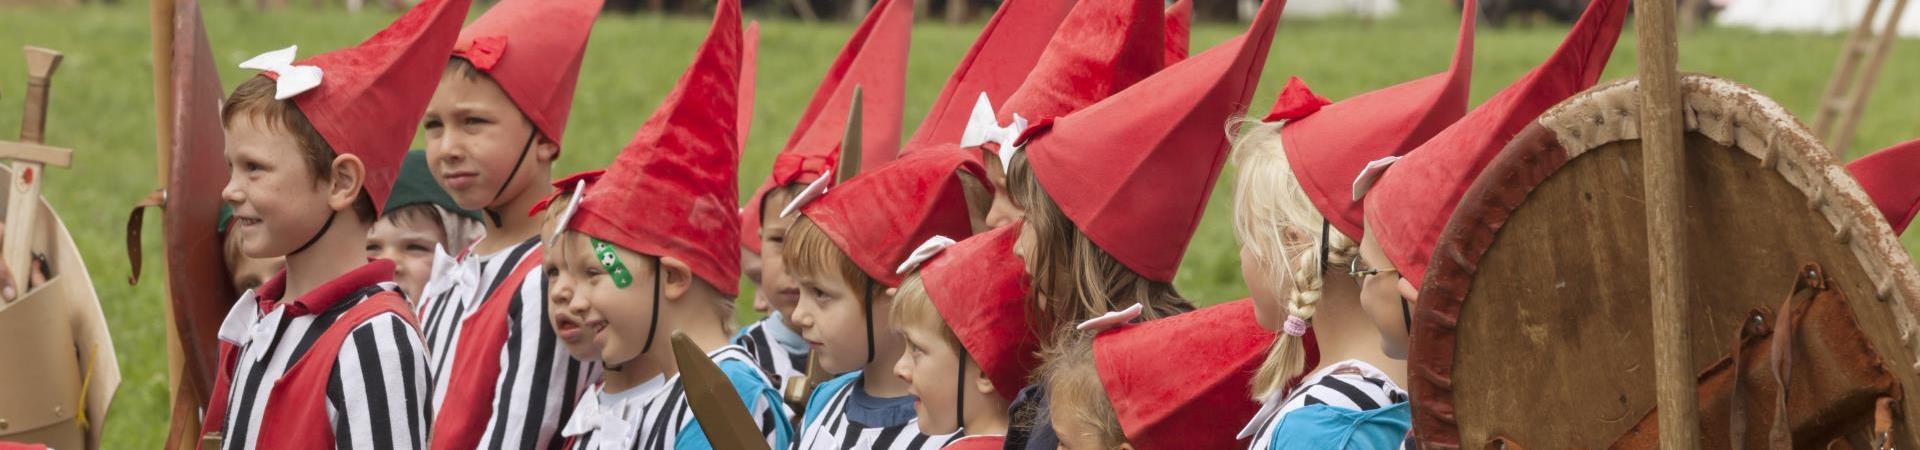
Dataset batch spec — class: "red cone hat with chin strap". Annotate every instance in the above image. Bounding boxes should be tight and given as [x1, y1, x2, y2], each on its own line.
[240, 0, 471, 213]
[992, 0, 1171, 127]
[1848, 138, 1920, 236]
[1271, 0, 1475, 241]
[1164, 0, 1191, 64]
[561, 0, 743, 295]
[1016, 0, 1286, 282]
[908, 224, 1038, 403]
[1093, 299, 1276, 450]
[903, 0, 1073, 152]
[452, 0, 603, 147]
[742, 0, 913, 252]
[795, 149, 988, 287]
[1361, 0, 1628, 288]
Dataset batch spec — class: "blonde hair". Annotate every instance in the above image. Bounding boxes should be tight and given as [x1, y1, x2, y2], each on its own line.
[1040, 336, 1128, 447]
[1006, 152, 1194, 349]
[782, 215, 877, 296]
[889, 273, 969, 358]
[1229, 118, 1360, 399]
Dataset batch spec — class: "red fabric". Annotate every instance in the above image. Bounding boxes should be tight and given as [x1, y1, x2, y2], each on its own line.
[942, 435, 1006, 450]
[904, 0, 1073, 153]
[257, 293, 416, 448]
[428, 252, 542, 450]
[569, 0, 743, 295]
[452, 0, 603, 147]
[1019, 0, 1285, 282]
[528, 169, 604, 217]
[995, 0, 1169, 125]
[1848, 138, 1920, 236]
[740, 22, 763, 253]
[799, 150, 987, 287]
[745, 0, 914, 250]
[1263, 76, 1331, 122]
[267, 0, 470, 213]
[1275, 0, 1475, 242]
[1363, 0, 1627, 287]
[1164, 0, 1191, 64]
[920, 224, 1036, 402]
[1094, 299, 1275, 450]
[0, 443, 48, 450]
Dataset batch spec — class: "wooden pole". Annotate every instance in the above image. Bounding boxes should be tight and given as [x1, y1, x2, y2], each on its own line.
[1829, 0, 1908, 155]
[1811, 0, 1881, 141]
[1635, 0, 1701, 446]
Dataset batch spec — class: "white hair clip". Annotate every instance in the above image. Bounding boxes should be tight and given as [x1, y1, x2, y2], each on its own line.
[238, 46, 324, 100]
[895, 235, 957, 274]
[1075, 304, 1144, 332]
[779, 169, 833, 218]
[958, 93, 1028, 175]
[1351, 155, 1402, 201]
[553, 179, 587, 236]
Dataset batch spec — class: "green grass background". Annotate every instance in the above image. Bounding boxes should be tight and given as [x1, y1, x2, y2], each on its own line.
[1, 0, 1917, 446]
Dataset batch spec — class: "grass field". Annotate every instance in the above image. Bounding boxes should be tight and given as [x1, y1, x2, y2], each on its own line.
[1, 0, 1918, 446]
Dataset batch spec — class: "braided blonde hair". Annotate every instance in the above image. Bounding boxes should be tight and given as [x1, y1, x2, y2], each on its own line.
[1230, 118, 1360, 399]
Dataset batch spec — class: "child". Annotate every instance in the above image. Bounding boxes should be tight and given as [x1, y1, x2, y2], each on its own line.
[371, 149, 482, 303]
[954, 0, 1176, 228]
[537, 178, 606, 365]
[415, 0, 603, 448]
[1042, 300, 1278, 450]
[1227, 2, 1474, 446]
[733, 0, 912, 393]
[1847, 138, 1920, 236]
[542, 2, 795, 447]
[200, 0, 467, 447]
[889, 227, 1039, 449]
[999, 1, 1283, 445]
[219, 205, 285, 294]
[782, 135, 992, 449]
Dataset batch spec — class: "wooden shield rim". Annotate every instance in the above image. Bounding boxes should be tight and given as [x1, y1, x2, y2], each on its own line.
[162, 0, 236, 402]
[1406, 74, 1920, 449]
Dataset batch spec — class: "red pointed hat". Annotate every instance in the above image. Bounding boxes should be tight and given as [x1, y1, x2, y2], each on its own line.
[739, 21, 763, 252]
[991, 0, 1171, 127]
[564, 0, 743, 295]
[742, 0, 914, 250]
[1016, 0, 1286, 282]
[795, 150, 988, 287]
[1093, 299, 1276, 450]
[1362, 0, 1627, 287]
[239, 0, 471, 213]
[1164, 0, 1191, 64]
[453, 0, 603, 146]
[903, 0, 1073, 152]
[1271, 0, 1475, 241]
[1848, 138, 1920, 236]
[917, 224, 1038, 403]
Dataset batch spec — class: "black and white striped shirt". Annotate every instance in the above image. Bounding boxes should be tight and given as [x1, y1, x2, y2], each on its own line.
[795, 373, 958, 450]
[562, 346, 793, 450]
[1241, 360, 1409, 450]
[216, 280, 429, 450]
[731, 312, 810, 390]
[419, 237, 594, 450]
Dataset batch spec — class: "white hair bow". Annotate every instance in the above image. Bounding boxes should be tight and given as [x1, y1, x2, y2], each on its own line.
[779, 169, 834, 218]
[553, 179, 588, 237]
[1076, 304, 1144, 332]
[958, 93, 1028, 175]
[895, 235, 957, 274]
[238, 46, 324, 101]
[1350, 155, 1402, 201]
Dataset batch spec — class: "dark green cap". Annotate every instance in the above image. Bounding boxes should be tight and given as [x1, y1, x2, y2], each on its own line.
[384, 150, 483, 221]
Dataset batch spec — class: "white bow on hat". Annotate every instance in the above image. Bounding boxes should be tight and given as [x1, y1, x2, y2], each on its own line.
[238, 45, 324, 101]
[958, 93, 1028, 176]
[895, 235, 957, 274]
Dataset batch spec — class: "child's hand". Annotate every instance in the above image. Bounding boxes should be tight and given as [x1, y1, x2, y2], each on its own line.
[0, 220, 51, 301]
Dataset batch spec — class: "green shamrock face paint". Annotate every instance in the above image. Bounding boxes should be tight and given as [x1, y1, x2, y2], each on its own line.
[591, 238, 634, 288]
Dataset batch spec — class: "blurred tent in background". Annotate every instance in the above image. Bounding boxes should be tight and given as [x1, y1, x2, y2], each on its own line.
[1718, 0, 1920, 36]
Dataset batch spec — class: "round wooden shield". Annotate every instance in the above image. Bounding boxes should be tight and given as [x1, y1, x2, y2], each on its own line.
[1408, 75, 1920, 449]
[163, 0, 237, 404]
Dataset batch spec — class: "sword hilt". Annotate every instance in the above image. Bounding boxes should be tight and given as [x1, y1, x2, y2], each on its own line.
[20, 47, 63, 145]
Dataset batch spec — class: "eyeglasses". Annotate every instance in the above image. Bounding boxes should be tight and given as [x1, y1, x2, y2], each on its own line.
[1350, 265, 1399, 280]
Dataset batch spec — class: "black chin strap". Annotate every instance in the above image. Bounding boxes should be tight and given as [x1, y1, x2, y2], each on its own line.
[955, 357, 967, 427]
[863, 279, 876, 365]
[641, 262, 663, 355]
[1318, 220, 1330, 275]
[482, 130, 540, 227]
[289, 212, 337, 256]
[1401, 296, 1412, 333]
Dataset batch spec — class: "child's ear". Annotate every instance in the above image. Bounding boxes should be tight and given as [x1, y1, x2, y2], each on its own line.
[658, 256, 695, 302]
[327, 155, 367, 211]
[1116, 443, 1136, 450]
[970, 360, 996, 397]
[533, 135, 561, 164]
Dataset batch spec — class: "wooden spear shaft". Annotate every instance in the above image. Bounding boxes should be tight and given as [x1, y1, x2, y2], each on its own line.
[1636, 0, 1701, 446]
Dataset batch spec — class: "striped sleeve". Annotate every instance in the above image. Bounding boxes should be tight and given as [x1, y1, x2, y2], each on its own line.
[328, 313, 431, 450]
[475, 265, 592, 450]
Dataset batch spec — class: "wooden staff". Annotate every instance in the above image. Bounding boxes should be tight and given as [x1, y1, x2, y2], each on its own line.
[1826, 0, 1908, 154]
[1635, 0, 1701, 445]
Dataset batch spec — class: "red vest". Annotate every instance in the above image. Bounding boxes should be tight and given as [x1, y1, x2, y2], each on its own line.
[429, 249, 544, 450]
[201, 292, 417, 448]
